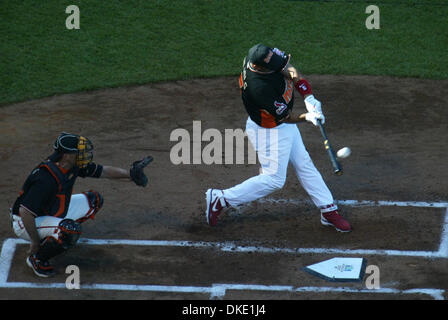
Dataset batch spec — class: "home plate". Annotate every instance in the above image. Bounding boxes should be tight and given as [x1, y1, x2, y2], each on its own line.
[303, 257, 367, 282]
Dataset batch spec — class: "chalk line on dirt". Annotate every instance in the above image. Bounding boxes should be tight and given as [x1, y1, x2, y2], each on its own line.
[1, 199, 447, 299]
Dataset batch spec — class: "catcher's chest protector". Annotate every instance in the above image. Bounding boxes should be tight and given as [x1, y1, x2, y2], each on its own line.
[36, 161, 78, 217]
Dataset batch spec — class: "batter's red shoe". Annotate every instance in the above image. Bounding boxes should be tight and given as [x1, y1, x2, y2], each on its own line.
[205, 189, 228, 226]
[321, 210, 351, 232]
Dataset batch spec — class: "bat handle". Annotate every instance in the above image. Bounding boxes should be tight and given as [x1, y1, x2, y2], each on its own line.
[316, 119, 325, 135]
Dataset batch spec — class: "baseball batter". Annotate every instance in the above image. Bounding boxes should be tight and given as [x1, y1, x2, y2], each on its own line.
[9, 132, 152, 277]
[206, 44, 351, 232]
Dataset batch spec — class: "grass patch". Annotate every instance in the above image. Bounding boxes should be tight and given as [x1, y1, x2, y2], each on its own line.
[1, 0, 447, 104]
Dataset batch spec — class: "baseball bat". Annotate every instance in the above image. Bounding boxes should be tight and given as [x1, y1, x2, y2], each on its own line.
[316, 119, 343, 176]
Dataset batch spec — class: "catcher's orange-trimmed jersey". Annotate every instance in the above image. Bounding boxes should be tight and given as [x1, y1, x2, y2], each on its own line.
[12, 160, 102, 218]
[239, 57, 295, 128]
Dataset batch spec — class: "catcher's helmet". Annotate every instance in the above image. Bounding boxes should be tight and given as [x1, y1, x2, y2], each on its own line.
[53, 132, 93, 168]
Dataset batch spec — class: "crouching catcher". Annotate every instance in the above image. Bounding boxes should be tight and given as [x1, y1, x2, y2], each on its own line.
[9, 132, 153, 277]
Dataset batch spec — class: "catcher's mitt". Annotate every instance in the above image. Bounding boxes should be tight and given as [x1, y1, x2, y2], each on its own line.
[130, 156, 153, 187]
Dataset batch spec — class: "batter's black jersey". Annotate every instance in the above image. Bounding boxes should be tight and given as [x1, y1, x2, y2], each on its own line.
[239, 57, 295, 128]
[12, 161, 103, 218]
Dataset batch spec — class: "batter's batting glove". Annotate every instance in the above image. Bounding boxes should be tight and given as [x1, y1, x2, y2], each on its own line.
[304, 95, 323, 116]
[305, 112, 325, 126]
[130, 156, 153, 187]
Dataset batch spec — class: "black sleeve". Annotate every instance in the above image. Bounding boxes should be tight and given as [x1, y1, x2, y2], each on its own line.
[252, 86, 290, 122]
[20, 171, 58, 217]
[78, 162, 103, 178]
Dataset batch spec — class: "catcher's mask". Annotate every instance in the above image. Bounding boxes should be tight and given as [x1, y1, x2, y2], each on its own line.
[53, 132, 93, 168]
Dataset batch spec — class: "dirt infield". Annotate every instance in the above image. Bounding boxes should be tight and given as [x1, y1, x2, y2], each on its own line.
[1, 75, 447, 300]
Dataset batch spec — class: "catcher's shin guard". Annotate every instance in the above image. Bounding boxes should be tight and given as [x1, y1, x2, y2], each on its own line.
[78, 190, 103, 222]
[36, 237, 66, 261]
[58, 219, 82, 249]
[36, 219, 82, 261]
[86, 190, 103, 210]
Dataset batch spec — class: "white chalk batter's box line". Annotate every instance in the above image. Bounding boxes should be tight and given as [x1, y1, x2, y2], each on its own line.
[1, 199, 447, 300]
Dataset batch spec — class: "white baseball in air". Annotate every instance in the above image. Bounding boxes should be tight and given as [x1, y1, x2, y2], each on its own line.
[336, 147, 351, 159]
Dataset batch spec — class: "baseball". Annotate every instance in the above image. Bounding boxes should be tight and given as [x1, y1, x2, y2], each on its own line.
[336, 147, 351, 159]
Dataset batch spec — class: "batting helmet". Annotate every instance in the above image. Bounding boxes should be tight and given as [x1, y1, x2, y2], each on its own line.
[247, 44, 290, 72]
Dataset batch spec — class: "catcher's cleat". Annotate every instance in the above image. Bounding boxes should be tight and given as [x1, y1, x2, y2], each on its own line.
[205, 189, 228, 226]
[321, 210, 352, 232]
[26, 255, 56, 278]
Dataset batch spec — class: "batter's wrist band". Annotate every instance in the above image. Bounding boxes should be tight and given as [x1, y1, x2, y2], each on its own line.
[295, 79, 313, 98]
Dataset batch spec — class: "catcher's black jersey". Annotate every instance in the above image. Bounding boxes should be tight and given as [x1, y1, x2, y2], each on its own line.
[12, 161, 102, 218]
[239, 57, 295, 128]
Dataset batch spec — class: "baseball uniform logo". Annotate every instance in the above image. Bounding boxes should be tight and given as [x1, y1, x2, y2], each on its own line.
[211, 197, 222, 212]
[272, 48, 285, 58]
[274, 101, 287, 115]
[298, 83, 308, 91]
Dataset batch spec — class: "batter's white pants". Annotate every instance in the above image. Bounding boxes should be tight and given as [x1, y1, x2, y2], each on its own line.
[223, 117, 337, 213]
[11, 194, 94, 242]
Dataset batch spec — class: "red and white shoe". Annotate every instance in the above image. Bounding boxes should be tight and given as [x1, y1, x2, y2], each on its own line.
[321, 210, 352, 232]
[205, 189, 228, 226]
